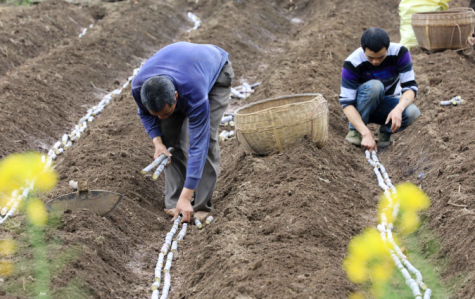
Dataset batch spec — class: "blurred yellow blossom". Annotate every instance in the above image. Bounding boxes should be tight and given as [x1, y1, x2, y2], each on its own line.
[0, 240, 16, 256]
[0, 259, 13, 277]
[0, 152, 57, 195]
[26, 198, 48, 227]
[396, 183, 430, 212]
[377, 183, 430, 235]
[349, 292, 365, 299]
[343, 228, 394, 289]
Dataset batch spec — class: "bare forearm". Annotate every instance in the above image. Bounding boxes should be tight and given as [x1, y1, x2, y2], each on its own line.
[180, 188, 194, 201]
[343, 105, 371, 135]
[152, 136, 163, 146]
[397, 90, 415, 112]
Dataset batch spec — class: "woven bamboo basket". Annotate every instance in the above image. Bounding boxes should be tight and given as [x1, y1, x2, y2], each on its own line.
[412, 8, 475, 51]
[234, 94, 328, 155]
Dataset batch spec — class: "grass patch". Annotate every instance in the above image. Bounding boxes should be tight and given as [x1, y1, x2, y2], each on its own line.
[383, 229, 449, 299]
[1, 213, 89, 298]
[355, 224, 463, 298]
[52, 277, 92, 299]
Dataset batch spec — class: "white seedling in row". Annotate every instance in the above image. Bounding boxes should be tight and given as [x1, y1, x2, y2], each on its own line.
[64, 141, 73, 150]
[151, 290, 159, 299]
[171, 241, 178, 253]
[194, 218, 203, 229]
[1, 190, 19, 216]
[164, 260, 172, 273]
[176, 223, 187, 242]
[62, 134, 69, 145]
[48, 149, 57, 160]
[160, 273, 171, 299]
[219, 130, 235, 141]
[53, 141, 62, 154]
[88, 116, 95, 123]
[45, 156, 53, 169]
[440, 95, 465, 106]
[205, 216, 214, 224]
[150, 281, 160, 291]
[161, 243, 170, 255]
[221, 115, 233, 125]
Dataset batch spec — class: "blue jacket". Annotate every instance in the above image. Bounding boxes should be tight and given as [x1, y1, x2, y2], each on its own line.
[132, 42, 229, 190]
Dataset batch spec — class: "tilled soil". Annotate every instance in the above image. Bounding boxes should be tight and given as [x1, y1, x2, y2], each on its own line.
[0, 0, 474, 298]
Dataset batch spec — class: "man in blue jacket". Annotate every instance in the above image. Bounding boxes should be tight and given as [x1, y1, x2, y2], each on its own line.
[132, 42, 233, 223]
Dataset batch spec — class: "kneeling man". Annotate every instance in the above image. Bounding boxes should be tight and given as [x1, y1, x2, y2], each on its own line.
[132, 42, 233, 222]
[340, 28, 420, 152]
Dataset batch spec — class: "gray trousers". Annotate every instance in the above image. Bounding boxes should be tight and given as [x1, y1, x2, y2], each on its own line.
[160, 61, 233, 212]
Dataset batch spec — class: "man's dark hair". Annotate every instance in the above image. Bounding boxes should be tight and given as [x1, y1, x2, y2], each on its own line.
[361, 28, 390, 52]
[140, 76, 176, 113]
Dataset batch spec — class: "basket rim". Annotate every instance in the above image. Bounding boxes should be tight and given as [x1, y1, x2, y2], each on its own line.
[413, 7, 474, 17]
[235, 93, 324, 116]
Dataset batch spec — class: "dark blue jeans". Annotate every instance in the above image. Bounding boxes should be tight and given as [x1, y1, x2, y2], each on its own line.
[349, 80, 420, 134]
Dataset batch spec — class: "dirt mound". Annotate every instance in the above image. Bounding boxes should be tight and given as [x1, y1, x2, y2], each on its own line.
[383, 48, 475, 297]
[0, 0, 93, 76]
[0, 0, 187, 158]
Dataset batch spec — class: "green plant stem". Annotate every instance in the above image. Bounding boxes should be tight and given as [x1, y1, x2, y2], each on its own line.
[28, 223, 51, 299]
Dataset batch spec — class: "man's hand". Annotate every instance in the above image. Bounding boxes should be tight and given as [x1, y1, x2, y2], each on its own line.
[172, 188, 194, 223]
[385, 105, 404, 133]
[361, 130, 378, 152]
[152, 136, 172, 167]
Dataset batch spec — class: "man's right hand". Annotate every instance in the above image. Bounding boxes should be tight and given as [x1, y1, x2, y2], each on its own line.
[152, 137, 172, 166]
[361, 131, 378, 152]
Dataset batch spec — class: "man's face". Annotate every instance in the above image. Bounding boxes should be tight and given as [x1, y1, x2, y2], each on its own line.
[150, 91, 178, 120]
[363, 47, 387, 66]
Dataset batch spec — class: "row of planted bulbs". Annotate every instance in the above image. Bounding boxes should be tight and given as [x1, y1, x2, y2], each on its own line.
[365, 150, 431, 299]
[46, 66, 143, 163]
[1, 65, 145, 225]
[150, 215, 213, 299]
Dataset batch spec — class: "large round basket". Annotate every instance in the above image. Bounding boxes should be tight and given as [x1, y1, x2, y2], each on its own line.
[234, 94, 328, 155]
[411, 8, 475, 51]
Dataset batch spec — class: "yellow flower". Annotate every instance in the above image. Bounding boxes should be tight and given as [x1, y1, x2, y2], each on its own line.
[349, 292, 365, 299]
[0, 259, 13, 277]
[0, 240, 16, 256]
[396, 183, 430, 212]
[371, 261, 393, 282]
[343, 228, 394, 287]
[0, 152, 57, 195]
[26, 198, 48, 227]
[344, 257, 367, 283]
[400, 211, 420, 235]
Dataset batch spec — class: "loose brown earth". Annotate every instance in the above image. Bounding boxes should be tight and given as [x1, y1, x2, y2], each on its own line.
[0, 0, 474, 298]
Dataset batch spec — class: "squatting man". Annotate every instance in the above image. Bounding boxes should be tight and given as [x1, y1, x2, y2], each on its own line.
[340, 28, 420, 151]
[132, 42, 233, 223]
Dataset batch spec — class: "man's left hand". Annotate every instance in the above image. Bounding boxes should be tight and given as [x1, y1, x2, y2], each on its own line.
[385, 106, 404, 133]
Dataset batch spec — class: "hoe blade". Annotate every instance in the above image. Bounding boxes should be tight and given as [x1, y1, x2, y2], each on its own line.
[45, 190, 123, 216]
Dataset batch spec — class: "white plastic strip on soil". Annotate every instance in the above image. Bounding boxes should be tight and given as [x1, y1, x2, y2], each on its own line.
[186, 12, 201, 32]
[0, 61, 145, 225]
[79, 24, 94, 38]
[365, 150, 432, 299]
[230, 82, 260, 99]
